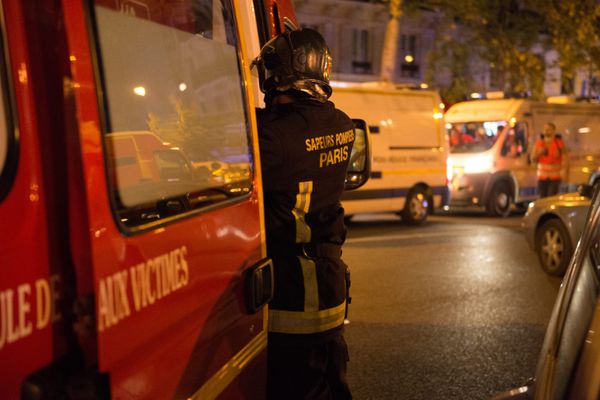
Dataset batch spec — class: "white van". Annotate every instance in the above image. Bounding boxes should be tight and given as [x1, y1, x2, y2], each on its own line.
[330, 82, 449, 224]
[444, 98, 600, 216]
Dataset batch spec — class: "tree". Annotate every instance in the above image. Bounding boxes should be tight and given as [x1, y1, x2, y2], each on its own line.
[543, 0, 600, 98]
[419, 0, 546, 103]
[358, 0, 600, 101]
[380, 0, 402, 82]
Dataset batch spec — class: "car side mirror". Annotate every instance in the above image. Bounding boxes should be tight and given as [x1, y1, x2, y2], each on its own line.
[345, 119, 371, 190]
[578, 184, 594, 198]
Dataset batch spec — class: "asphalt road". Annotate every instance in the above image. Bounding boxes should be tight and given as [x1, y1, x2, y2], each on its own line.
[342, 210, 562, 400]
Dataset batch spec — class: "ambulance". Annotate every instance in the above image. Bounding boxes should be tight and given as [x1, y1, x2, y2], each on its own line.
[444, 97, 600, 216]
[330, 82, 448, 224]
[0, 1, 369, 398]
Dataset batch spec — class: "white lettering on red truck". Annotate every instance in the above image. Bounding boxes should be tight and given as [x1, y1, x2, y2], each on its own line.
[0, 274, 62, 350]
[97, 246, 189, 331]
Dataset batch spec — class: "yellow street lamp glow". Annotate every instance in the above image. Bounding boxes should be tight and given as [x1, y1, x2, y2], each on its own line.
[420, 83, 429, 89]
[133, 86, 146, 96]
[509, 117, 517, 127]
[439, 102, 446, 110]
[179, 83, 187, 92]
[404, 55, 414, 63]
[433, 112, 443, 120]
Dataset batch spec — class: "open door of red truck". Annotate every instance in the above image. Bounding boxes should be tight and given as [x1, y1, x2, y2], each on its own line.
[0, 0, 298, 398]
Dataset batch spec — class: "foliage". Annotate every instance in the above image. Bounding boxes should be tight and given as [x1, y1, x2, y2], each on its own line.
[416, 0, 548, 103]
[542, 0, 600, 97]
[394, 0, 599, 102]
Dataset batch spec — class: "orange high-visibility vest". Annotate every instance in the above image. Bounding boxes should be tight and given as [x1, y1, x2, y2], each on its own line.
[535, 138, 564, 180]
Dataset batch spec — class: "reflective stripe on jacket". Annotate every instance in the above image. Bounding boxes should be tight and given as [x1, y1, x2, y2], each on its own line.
[257, 98, 354, 339]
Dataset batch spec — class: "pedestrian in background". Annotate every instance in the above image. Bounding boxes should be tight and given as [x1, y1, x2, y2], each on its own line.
[253, 28, 354, 400]
[532, 122, 568, 197]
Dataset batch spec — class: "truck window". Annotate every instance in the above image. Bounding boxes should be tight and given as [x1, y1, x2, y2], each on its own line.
[92, 0, 253, 229]
[0, 29, 16, 202]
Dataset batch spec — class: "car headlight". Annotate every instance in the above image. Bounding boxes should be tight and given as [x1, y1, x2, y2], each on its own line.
[463, 155, 494, 174]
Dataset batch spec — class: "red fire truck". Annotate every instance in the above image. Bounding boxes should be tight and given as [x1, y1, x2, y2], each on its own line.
[0, 0, 370, 399]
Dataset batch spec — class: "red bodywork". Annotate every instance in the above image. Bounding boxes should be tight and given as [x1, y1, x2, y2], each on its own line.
[262, 0, 299, 35]
[0, 0, 297, 398]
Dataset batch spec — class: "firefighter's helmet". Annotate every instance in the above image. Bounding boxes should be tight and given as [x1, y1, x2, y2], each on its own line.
[253, 28, 332, 102]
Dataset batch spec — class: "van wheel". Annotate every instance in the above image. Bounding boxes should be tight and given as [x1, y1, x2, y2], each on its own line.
[536, 219, 572, 276]
[486, 182, 512, 217]
[402, 187, 429, 225]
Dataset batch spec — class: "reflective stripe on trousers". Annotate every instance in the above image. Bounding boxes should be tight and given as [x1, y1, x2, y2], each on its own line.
[268, 301, 346, 334]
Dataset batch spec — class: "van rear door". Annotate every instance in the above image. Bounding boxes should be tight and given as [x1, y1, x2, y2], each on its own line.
[62, 1, 269, 398]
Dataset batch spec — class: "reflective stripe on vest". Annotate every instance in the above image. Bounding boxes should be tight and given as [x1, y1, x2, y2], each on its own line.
[537, 162, 561, 180]
[537, 139, 563, 180]
[268, 301, 346, 334]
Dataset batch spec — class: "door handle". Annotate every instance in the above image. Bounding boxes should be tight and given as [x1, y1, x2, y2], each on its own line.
[244, 258, 274, 314]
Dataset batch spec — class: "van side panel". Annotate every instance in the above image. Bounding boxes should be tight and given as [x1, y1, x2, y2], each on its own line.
[531, 104, 600, 189]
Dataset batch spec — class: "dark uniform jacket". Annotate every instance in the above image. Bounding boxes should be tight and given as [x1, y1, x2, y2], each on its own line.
[257, 96, 355, 344]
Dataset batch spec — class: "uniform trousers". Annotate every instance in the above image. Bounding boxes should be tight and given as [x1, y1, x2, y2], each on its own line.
[538, 179, 561, 198]
[267, 333, 351, 400]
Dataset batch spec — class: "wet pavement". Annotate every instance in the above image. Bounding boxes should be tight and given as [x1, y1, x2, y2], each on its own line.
[342, 211, 561, 400]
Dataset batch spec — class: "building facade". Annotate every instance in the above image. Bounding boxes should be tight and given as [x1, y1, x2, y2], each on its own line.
[294, 0, 437, 85]
[294, 0, 597, 100]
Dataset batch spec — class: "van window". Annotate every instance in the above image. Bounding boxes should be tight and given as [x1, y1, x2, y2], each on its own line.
[93, 0, 253, 228]
[0, 31, 16, 202]
[500, 122, 528, 158]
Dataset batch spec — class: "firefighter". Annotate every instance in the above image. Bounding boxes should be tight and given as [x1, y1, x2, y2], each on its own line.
[253, 28, 354, 400]
[532, 122, 568, 197]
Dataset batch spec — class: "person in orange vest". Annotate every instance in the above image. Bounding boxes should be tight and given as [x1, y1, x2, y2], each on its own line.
[532, 122, 568, 197]
[449, 126, 474, 146]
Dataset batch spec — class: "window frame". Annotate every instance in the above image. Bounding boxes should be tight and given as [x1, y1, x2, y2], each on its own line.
[351, 28, 371, 74]
[85, 0, 256, 235]
[0, 4, 20, 203]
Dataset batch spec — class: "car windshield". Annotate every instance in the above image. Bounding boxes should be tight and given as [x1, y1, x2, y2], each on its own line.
[448, 121, 504, 154]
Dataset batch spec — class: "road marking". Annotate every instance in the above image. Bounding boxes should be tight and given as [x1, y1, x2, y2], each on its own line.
[345, 228, 490, 244]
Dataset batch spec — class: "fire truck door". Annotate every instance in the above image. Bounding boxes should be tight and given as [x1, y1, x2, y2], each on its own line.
[61, 0, 270, 398]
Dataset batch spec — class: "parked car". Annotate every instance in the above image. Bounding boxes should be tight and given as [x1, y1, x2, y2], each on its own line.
[521, 185, 594, 276]
[495, 184, 600, 399]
